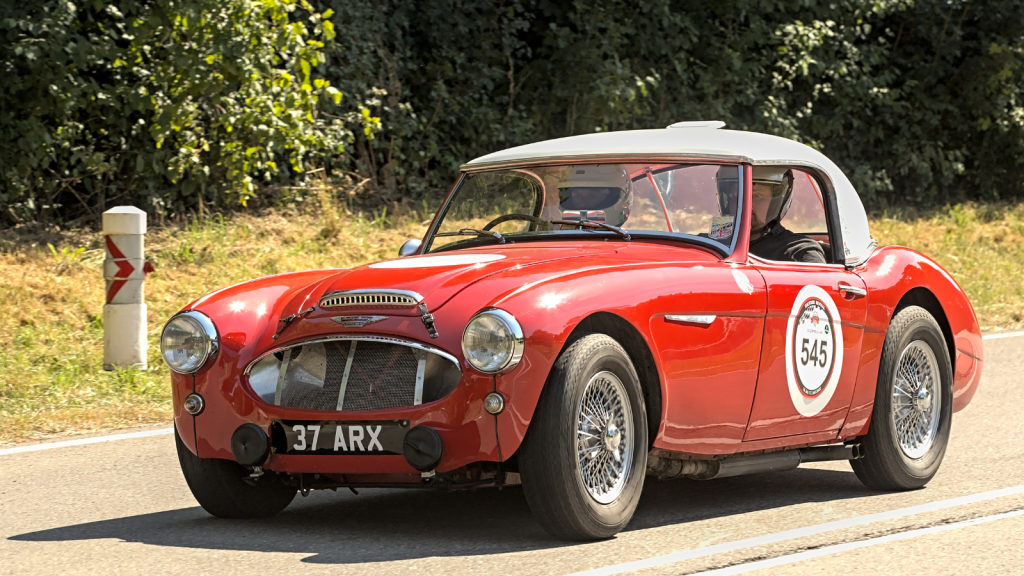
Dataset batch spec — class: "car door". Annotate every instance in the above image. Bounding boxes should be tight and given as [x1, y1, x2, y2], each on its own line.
[648, 262, 768, 453]
[631, 165, 769, 454]
[743, 169, 868, 440]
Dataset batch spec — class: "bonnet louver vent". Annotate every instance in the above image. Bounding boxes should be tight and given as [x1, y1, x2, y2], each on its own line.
[319, 290, 422, 308]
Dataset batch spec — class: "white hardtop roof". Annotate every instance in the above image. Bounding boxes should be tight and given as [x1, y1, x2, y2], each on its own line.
[464, 126, 876, 265]
[468, 127, 829, 169]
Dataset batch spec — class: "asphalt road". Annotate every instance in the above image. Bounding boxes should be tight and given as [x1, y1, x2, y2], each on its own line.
[2, 335, 1022, 575]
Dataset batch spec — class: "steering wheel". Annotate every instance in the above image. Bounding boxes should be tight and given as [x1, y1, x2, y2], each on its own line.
[482, 213, 551, 231]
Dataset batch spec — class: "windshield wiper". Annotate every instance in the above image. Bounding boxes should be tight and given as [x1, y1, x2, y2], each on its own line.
[434, 228, 505, 243]
[551, 220, 631, 241]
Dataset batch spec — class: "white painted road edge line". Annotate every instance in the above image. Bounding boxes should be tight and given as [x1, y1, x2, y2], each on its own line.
[982, 330, 1024, 340]
[568, 484, 1024, 576]
[0, 428, 173, 456]
[689, 508, 1024, 576]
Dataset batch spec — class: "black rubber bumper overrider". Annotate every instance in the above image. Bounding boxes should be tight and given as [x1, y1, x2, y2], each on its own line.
[231, 423, 270, 466]
[403, 426, 444, 472]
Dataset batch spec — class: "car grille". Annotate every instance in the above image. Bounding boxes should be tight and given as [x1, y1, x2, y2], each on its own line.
[246, 337, 461, 412]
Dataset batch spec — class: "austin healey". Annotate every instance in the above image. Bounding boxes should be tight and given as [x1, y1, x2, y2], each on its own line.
[163, 121, 982, 540]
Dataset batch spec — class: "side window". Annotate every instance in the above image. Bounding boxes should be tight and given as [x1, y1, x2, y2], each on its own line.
[784, 170, 828, 234]
[633, 164, 738, 245]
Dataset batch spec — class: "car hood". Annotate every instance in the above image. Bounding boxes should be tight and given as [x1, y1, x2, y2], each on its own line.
[186, 241, 721, 365]
[304, 246, 609, 316]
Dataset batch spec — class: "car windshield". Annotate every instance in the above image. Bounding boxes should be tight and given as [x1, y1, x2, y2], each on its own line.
[426, 163, 742, 253]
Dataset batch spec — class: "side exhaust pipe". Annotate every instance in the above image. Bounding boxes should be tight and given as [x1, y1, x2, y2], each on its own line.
[648, 443, 863, 481]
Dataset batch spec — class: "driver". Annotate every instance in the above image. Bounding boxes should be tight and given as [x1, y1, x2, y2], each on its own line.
[556, 164, 632, 226]
[745, 167, 826, 263]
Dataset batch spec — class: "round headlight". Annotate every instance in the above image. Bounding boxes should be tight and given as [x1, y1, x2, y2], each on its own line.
[161, 312, 218, 374]
[462, 309, 524, 373]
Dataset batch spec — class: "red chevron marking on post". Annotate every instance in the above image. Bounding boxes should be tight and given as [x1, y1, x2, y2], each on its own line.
[106, 280, 128, 304]
[105, 235, 126, 259]
[105, 235, 136, 303]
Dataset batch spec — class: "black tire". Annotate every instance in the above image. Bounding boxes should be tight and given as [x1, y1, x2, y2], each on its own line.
[175, 429, 296, 518]
[519, 333, 648, 540]
[851, 306, 953, 490]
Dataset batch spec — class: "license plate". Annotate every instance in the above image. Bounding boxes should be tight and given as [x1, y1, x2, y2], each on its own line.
[272, 420, 409, 455]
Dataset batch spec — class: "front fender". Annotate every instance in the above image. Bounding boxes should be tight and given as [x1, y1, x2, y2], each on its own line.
[171, 269, 343, 457]
[454, 262, 678, 459]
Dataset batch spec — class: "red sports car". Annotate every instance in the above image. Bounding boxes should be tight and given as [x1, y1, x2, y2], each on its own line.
[162, 121, 983, 540]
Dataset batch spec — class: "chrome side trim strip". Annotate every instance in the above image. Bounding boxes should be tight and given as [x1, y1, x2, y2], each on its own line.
[665, 314, 717, 325]
[336, 340, 357, 410]
[244, 335, 461, 376]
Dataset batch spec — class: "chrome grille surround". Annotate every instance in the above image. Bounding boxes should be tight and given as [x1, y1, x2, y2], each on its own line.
[244, 336, 461, 412]
[319, 289, 423, 309]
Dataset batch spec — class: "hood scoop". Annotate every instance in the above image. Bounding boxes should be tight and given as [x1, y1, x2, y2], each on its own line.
[319, 289, 423, 309]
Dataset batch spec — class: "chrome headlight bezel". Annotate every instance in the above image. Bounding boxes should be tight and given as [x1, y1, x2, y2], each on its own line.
[461, 308, 525, 374]
[160, 311, 219, 374]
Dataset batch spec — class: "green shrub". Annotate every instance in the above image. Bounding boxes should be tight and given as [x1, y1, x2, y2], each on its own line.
[5, 0, 1024, 223]
[0, 0, 356, 221]
[318, 0, 1024, 209]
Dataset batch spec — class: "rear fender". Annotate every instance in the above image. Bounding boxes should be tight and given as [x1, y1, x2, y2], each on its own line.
[841, 247, 982, 438]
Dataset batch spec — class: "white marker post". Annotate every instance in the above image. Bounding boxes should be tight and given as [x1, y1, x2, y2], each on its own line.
[102, 206, 148, 370]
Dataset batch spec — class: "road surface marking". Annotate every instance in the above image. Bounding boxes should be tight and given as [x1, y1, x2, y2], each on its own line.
[0, 428, 173, 456]
[687, 508, 1024, 576]
[982, 331, 1024, 340]
[568, 484, 1024, 576]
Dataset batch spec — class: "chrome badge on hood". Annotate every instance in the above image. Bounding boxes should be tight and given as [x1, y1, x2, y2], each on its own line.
[330, 315, 388, 328]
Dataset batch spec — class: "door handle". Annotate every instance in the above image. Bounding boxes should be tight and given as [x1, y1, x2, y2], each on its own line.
[838, 284, 867, 297]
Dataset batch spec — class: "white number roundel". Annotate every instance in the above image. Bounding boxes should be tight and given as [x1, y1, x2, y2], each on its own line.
[785, 285, 844, 417]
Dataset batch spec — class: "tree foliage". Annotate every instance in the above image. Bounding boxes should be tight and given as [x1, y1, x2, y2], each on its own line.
[0, 0, 352, 222]
[319, 0, 1024, 208]
[4, 0, 1024, 223]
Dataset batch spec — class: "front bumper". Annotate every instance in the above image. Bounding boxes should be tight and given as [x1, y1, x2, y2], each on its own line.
[172, 334, 501, 476]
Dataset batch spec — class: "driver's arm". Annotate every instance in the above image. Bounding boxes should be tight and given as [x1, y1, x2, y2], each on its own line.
[789, 238, 827, 264]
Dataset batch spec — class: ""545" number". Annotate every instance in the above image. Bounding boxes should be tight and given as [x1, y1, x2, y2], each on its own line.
[800, 338, 829, 368]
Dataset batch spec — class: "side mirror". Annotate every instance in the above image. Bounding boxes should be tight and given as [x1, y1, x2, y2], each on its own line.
[398, 239, 422, 257]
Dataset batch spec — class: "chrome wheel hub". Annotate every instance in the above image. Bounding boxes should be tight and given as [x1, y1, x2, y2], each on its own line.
[915, 387, 932, 413]
[892, 340, 941, 459]
[604, 423, 621, 455]
[576, 371, 633, 504]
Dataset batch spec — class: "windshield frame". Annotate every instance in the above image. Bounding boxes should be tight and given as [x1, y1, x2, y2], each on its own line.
[421, 163, 746, 258]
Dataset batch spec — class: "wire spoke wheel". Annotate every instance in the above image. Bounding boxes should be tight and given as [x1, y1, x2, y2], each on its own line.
[519, 333, 646, 539]
[575, 370, 633, 504]
[851, 306, 952, 491]
[891, 340, 941, 460]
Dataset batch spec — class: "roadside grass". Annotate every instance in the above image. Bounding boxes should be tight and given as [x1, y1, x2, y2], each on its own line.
[0, 201, 429, 444]
[1, 202, 1020, 443]
[870, 203, 1024, 329]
